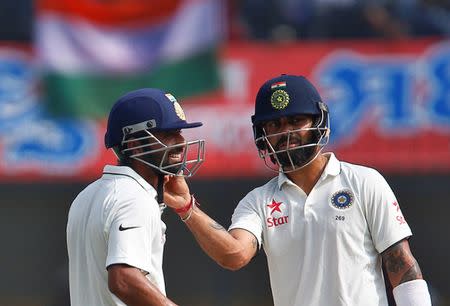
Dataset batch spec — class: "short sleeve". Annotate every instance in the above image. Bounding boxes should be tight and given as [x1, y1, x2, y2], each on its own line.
[363, 169, 412, 253]
[106, 194, 155, 273]
[229, 193, 264, 248]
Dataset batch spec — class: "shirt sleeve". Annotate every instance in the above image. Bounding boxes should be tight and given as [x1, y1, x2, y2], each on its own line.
[363, 169, 412, 253]
[105, 193, 155, 273]
[228, 192, 264, 248]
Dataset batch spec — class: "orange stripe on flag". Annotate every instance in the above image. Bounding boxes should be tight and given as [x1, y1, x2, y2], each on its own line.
[271, 82, 286, 89]
[37, 0, 182, 26]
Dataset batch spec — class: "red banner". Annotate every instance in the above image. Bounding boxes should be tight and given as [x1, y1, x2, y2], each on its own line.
[184, 38, 450, 177]
[0, 38, 448, 181]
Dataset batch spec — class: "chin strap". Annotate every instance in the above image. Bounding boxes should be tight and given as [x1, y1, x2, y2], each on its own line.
[156, 173, 165, 204]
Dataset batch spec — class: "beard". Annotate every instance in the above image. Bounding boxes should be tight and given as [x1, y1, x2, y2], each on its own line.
[275, 146, 316, 169]
[140, 147, 185, 175]
[272, 133, 317, 170]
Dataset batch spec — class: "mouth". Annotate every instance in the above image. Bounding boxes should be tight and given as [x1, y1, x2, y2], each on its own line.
[277, 141, 300, 150]
[168, 151, 184, 163]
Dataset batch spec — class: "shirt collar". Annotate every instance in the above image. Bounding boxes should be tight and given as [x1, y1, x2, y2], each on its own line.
[277, 152, 341, 189]
[322, 152, 341, 177]
[102, 165, 157, 197]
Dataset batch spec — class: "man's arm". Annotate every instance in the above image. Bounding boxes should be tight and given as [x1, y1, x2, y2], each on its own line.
[163, 176, 258, 270]
[108, 264, 178, 306]
[382, 239, 431, 305]
[183, 206, 258, 270]
[382, 239, 422, 287]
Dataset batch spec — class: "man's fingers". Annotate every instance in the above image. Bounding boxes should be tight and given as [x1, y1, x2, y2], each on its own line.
[163, 175, 172, 184]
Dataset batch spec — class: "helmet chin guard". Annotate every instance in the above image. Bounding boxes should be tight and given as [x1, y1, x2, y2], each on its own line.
[120, 127, 205, 178]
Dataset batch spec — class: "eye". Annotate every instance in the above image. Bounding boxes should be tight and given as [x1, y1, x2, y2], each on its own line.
[289, 116, 309, 126]
[263, 120, 280, 131]
[168, 130, 182, 136]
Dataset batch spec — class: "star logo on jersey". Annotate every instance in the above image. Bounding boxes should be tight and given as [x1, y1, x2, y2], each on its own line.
[266, 199, 289, 228]
[267, 199, 283, 215]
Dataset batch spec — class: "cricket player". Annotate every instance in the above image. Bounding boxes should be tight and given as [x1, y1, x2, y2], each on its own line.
[164, 75, 432, 305]
[66, 88, 205, 306]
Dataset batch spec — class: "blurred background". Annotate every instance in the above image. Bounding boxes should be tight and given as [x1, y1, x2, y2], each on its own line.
[0, 0, 449, 305]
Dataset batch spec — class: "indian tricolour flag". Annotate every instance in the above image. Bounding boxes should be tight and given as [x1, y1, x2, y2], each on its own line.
[271, 82, 286, 90]
[36, 0, 225, 118]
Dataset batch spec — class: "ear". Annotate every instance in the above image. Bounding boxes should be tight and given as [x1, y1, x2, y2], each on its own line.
[126, 138, 144, 156]
[253, 125, 267, 150]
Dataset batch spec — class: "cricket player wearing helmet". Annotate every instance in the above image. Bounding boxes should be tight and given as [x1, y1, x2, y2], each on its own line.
[164, 75, 432, 306]
[67, 88, 204, 306]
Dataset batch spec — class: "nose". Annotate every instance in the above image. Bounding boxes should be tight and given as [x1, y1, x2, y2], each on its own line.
[279, 118, 294, 133]
[172, 131, 186, 145]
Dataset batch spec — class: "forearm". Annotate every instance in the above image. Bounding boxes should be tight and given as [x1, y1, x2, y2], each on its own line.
[382, 240, 431, 305]
[117, 280, 177, 306]
[163, 177, 255, 269]
[181, 206, 250, 270]
[109, 266, 177, 306]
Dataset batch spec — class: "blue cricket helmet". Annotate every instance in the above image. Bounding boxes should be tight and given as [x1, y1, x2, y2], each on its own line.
[252, 74, 326, 125]
[105, 88, 202, 149]
[251, 75, 330, 173]
[104, 88, 205, 177]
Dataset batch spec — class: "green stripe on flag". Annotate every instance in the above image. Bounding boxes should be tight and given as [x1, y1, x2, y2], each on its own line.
[43, 49, 221, 118]
[271, 82, 286, 90]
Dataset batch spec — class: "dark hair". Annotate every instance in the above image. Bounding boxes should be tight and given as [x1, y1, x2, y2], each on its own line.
[113, 130, 158, 166]
[113, 145, 131, 166]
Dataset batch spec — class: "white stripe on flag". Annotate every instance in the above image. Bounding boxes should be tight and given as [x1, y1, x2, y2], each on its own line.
[36, 0, 224, 74]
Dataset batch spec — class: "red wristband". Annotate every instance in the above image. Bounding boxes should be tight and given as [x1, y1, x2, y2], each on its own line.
[174, 195, 194, 214]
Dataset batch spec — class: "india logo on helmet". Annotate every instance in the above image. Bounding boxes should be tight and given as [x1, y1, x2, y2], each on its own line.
[270, 89, 290, 110]
[165, 93, 186, 120]
[173, 101, 186, 120]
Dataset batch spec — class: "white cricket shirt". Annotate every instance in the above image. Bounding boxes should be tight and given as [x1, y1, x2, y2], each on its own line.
[67, 165, 167, 306]
[229, 153, 412, 306]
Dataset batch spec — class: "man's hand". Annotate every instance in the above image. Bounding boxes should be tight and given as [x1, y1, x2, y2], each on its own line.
[163, 175, 191, 210]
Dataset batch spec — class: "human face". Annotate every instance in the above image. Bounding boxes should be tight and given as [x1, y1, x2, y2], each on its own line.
[144, 130, 187, 172]
[152, 130, 185, 161]
[261, 115, 318, 170]
[121, 123, 205, 177]
[263, 115, 312, 147]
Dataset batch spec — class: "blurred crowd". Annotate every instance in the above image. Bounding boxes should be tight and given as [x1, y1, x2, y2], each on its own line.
[231, 0, 450, 40]
[0, 0, 32, 41]
[0, 0, 449, 42]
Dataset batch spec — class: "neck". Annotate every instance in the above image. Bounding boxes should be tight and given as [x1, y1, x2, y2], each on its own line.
[129, 160, 161, 189]
[286, 153, 329, 195]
